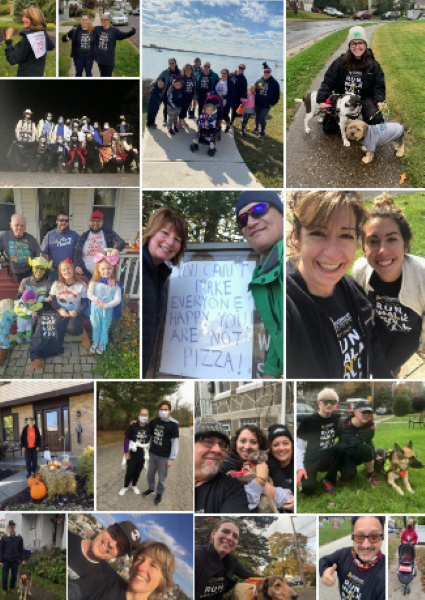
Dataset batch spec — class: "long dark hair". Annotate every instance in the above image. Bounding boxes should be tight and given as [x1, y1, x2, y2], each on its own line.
[343, 47, 375, 71]
[227, 425, 268, 460]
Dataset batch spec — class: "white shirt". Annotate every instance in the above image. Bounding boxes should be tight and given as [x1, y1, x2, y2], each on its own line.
[216, 80, 228, 106]
[83, 231, 106, 274]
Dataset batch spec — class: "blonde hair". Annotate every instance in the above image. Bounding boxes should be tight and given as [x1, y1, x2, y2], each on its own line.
[317, 388, 339, 403]
[132, 541, 175, 600]
[182, 63, 194, 76]
[139, 407, 149, 417]
[23, 7, 47, 31]
[91, 259, 118, 282]
[249, 85, 256, 94]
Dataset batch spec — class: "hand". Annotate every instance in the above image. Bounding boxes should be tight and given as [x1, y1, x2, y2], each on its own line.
[130, 420, 136, 424]
[269, 105, 274, 109]
[297, 469, 307, 487]
[66, 35, 69, 41]
[95, 300, 104, 308]
[319, 102, 331, 113]
[110, 248, 120, 257]
[75, 266, 83, 275]
[255, 462, 269, 481]
[72, 26, 77, 30]
[0, 564, 3, 567]
[375, 455, 383, 461]
[21, 561, 25, 566]
[59, 309, 69, 318]
[18, 137, 22, 142]
[30, 311, 38, 317]
[68, 310, 77, 317]
[125, 453, 130, 460]
[6, 26, 13, 40]
[35, 448, 39, 451]
[322, 564, 337, 586]
[167, 461, 172, 469]
[377, 102, 383, 110]
[22, 448, 25, 452]
[371, 423, 376, 430]
[281, 495, 294, 511]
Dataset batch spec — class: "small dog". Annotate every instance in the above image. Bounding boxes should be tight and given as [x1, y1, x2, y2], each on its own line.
[256, 576, 298, 600]
[227, 450, 278, 513]
[18, 572, 32, 600]
[295, 91, 362, 146]
[345, 119, 408, 163]
[375, 441, 423, 496]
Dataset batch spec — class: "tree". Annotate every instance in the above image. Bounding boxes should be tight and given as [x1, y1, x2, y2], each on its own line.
[392, 393, 412, 416]
[411, 397, 425, 413]
[267, 532, 309, 578]
[13, 0, 32, 21]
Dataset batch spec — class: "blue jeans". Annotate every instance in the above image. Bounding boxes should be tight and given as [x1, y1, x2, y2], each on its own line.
[255, 106, 270, 134]
[74, 56, 93, 77]
[2, 561, 18, 591]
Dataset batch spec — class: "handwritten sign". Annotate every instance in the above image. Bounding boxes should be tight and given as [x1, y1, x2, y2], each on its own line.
[27, 31, 46, 59]
[159, 260, 256, 378]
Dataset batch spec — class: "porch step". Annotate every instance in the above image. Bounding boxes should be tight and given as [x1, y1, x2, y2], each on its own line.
[0, 455, 80, 471]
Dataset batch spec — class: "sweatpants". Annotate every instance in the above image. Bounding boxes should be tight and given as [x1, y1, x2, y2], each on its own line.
[255, 106, 270, 134]
[340, 445, 374, 481]
[25, 447, 38, 476]
[124, 451, 145, 488]
[98, 63, 114, 77]
[301, 444, 346, 495]
[147, 453, 169, 495]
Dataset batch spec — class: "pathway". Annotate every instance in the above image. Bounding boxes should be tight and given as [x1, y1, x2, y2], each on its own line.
[388, 542, 425, 599]
[318, 535, 352, 600]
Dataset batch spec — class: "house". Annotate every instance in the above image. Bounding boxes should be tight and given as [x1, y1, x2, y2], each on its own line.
[4, 512, 66, 549]
[0, 381, 94, 457]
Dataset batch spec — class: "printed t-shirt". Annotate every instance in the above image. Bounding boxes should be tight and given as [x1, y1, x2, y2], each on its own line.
[50, 281, 87, 311]
[297, 412, 340, 464]
[83, 231, 106, 274]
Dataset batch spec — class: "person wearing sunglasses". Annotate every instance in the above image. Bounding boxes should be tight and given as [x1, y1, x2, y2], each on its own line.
[297, 387, 346, 496]
[236, 191, 283, 379]
[195, 62, 219, 118]
[194, 417, 249, 514]
[151, 58, 181, 126]
[253, 61, 280, 139]
[40, 213, 79, 282]
[229, 64, 248, 125]
[94, 14, 136, 78]
[316, 26, 386, 135]
[320, 516, 385, 600]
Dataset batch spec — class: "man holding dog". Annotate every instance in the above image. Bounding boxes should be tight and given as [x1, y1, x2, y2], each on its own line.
[0, 520, 25, 595]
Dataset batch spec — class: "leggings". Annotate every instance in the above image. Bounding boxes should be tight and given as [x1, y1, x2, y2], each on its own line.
[74, 56, 93, 77]
[167, 105, 180, 129]
[242, 112, 253, 129]
[301, 444, 346, 494]
[98, 63, 114, 77]
[255, 107, 270, 133]
[340, 445, 374, 481]
[124, 451, 145, 487]
[90, 305, 113, 347]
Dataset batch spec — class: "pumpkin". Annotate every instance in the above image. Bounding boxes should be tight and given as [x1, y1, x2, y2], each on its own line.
[27, 474, 41, 489]
[30, 480, 47, 500]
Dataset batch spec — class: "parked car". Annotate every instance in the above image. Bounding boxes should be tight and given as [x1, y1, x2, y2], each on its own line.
[381, 11, 398, 19]
[111, 11, 128, 25]
[346, 398, 371, 411]
[324, 6, 344, 17]
[288, 578, 303, 587]
[297, 402, 317, 423]
[376, 406, 393, 415]
[334, 402, 353, 419]
[129, 8, 139, 15]
[353, 9, 372, 19]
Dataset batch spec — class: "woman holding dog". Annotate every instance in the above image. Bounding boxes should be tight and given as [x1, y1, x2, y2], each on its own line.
[317, 26, 386, 134]
[353, 194, 425, 373]
[286, 190, 392, 379]
[119, 407, 151, 497]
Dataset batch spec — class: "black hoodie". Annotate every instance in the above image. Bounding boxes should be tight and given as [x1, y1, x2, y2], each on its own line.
[286, 260, 392, 379]
[5, 30, 55, 77]
[254, 75, 280, 108]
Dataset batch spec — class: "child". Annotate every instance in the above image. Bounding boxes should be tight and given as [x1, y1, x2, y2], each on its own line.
[179, 64, 196, 130]
[87, 253, 122, 355]
[0, 299, 15, 365]
[147, 78, 165, 129]
[50, 258, 90, 349]
[14, 290, 43, 344]
[120, 407, 152, 496]
[17, 256, 52, 304]
[167, 75, 184, 135]
[195, 103, 217, 150]
[240, 85, 256, 137]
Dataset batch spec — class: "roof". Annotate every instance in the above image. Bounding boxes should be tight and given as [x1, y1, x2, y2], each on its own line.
[0, 382, 94, 408]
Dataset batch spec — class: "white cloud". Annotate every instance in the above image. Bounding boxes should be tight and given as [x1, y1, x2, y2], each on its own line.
[240, 0, 269, 22]
[265, 30, 283, 39]
[270, 15, 283, 28]
[175, 557, 194, 584]
[138, 520, 187, 557]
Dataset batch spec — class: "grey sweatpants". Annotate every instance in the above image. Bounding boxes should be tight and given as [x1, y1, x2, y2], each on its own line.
[147, 454, 169, 495]
[255, 106, 270, 133]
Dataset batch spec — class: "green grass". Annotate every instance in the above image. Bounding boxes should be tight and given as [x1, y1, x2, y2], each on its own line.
[297, 424, 425, 514]
[60, 20, 79, 25]
[388, 534, 400, 562]
[59, 36, 71, 77]
[373, 22, 425, 187]
[0, 33, 56, 76]
[25, 571, 65, 600]
[233, 93, 283, 187]
[319, 519, 352, 545]
[113, 38, 139, 77]
[286, 9, 338, 20]
[97, 430, 125, 445]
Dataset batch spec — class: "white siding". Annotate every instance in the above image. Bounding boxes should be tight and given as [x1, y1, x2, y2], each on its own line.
[19, 189, 38, 240]
[69, 189, 93, 234]
[116, 189, 140, 242]
[0, 381, 90, 405]
[5, 514, 65, 549]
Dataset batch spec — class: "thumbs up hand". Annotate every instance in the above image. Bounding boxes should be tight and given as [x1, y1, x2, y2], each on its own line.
[322, 563, 337, 587]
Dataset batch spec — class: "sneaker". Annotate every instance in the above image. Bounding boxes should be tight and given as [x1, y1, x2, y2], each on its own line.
[225, 125, 230, 133]
[17, 337, 23, 345]
[154, 494, 162, 505]
[131, 485, 140, 494]
[168, 129, 175, 135]
[258, 133, 266, 139]
[90, 342, 98, 353]
[251, 128, 259, 135]
[142, 489, 155, 497]
[119, 487, 128, 496]
[242, 129, 246, 137]
[96, 345, 104, 355]
[322, 479, 336, 495]
[174, 126, 179, 134]
[367, 472, 379, 486]
[162, 121, 167, 126]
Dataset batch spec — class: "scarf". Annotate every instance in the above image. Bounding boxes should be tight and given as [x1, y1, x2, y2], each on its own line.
[351, 548, 382, 571]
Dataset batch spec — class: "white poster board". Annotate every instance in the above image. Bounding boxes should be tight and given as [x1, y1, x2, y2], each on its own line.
[27, 31, 46, 59]
[159, 260, 256, 378]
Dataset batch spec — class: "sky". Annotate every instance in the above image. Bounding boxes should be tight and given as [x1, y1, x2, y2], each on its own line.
[267, 516, 316, 551]
[142, 0, 283, 59]
[95, 513, 194, 597]
[167, 381, 194, 408]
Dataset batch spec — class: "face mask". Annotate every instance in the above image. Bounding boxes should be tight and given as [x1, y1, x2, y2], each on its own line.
[139, 416, 148, 423]
[40, 137, 46, 143]
[120, 117, 125, 121]
[66, 121, 70, 125]
[159, 410, 169, 418]
[71, 137, 78, 143]
[47, 117, 52, 121]
[104, 125, 109, 130]
[82, 120, 87, 124]
[94, 124, 98, 129]
[58, 119, 64, 125]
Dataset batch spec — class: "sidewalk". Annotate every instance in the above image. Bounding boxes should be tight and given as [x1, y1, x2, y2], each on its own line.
[142, 112, 262, 189]
[319, 535, 352, 600]
[0, 471, 27, 504]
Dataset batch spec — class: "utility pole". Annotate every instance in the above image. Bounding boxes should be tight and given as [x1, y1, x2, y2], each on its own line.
[290, 517, 305, 586]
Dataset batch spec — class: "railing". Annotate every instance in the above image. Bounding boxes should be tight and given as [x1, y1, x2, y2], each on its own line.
[118, 251, 140, 299]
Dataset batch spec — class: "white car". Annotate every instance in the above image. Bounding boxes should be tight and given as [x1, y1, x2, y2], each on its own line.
[111, 11, 128, 25]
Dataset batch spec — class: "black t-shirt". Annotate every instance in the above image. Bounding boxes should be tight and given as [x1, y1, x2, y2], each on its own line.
[200, 74, 212, 92]
[312, 284, 367, 379]
[149, 417, 179, 458]
[68, 572, 126, 600]
[124, 422, 151, 444]
[78, 29, 91, 56]
[68, 531, 120, 580]
[319, 546, 385, 600]
[297, 412, 340, 464]
[195, 472, 249, 513]
[184, 76, 195, 98]
[345, 65, 364, 97]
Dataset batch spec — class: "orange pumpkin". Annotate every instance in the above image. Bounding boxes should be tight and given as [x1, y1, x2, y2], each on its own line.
[27, 474, 41, 489]
[30, 480, 47, 500]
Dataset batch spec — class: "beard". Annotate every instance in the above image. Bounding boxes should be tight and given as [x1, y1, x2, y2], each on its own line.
[200, 455, 222, 477]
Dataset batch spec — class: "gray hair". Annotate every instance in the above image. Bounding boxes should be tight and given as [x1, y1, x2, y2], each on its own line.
[11, 214, 26, 224]
[317, 388, 339, 403]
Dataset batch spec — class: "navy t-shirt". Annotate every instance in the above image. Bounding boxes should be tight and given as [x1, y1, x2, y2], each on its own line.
[40, 228, 80, 269]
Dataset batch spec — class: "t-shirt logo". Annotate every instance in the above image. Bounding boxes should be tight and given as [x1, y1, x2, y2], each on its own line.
[99, 32, 108, 50]
[153, 426, 164, 446]
[8, 240, 30, 265]
[81, 33, 90, 49]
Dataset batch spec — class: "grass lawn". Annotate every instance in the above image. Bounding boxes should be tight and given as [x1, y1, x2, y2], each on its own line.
[113, 38, 139, 77]
[26, 571, 66, 600]
[373, 22, 425, 187]
[388, 535, 400, 562]
[59, 37, 71, 77]
[0, 33, 56, 76]
[417, 547, 425, 570]
[319, 518, 352, 545]
[233, 93, 283, 187]
[97, 430, 125, 445]
[286, 9, 337, 21]
[297, 424, 425, 514]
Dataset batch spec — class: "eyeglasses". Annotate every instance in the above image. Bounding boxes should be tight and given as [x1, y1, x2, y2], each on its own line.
[237, 202, 270, 229]
[239, 66, 245, 70]
[58, 218, 69, 223]
[321, 399, 337, 405]
[352, 533, 383, 543]
[204, 65, 211, 68]
[199, 438, 228, 452]
[350, 42, 365, 47]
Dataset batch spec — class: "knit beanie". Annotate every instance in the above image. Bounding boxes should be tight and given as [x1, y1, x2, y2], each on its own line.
[21, 290, 36, 302]
[236, 191, 283, 218]
[195, 416, 230, 444]
[347, 26, 368, 47]
[268, 423, 293, 444]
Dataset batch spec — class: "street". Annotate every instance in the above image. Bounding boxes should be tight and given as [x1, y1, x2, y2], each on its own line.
[318, 535, 352, 600]
[118, 14, 140, 46]
[287, 19, 353, 49]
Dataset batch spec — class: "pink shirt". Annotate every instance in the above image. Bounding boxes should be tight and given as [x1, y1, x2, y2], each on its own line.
[241, 92, 255, 109]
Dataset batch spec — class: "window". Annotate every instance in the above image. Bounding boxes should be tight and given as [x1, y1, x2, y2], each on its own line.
[219, 420, 231, 432]
[63, 409, 70, 448]
[46, 411, 58, 431]
[2, 415, 13, 442]
[200, 397, 212, 417]
[240, 417, 260, 428]
[30, 516, 36, 531]
[94, 189, 117, 231]
[217, 382, 230, 393]
[36, 413, 43, 448]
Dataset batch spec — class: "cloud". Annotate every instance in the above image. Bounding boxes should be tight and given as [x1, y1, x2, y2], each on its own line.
[270, 15, 283, 28]
[138, 520, 187, 557]
[240, 0, 269, 22]
[175, 557, 194, 584]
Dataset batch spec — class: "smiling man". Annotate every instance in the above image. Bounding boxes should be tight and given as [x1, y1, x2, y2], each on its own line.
[236, 191, 283, 378]
[0, 214, 40, 282]
[41, 213, 79, 281]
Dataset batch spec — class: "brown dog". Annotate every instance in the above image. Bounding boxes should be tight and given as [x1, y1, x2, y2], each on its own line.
[345, 119, 406, 164]
[256, 576, 298, 600]
[18, 572, 32, 600]
[376, 441, 423, 496]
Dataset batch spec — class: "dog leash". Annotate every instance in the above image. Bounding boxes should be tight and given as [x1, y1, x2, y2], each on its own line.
[368, 100, 390, 121]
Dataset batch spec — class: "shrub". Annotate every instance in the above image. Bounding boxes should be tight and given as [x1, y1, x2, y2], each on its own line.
[0, 5, 10, 13]
[77, 446, 94, 495]
[392, 393, 412, 416]
[27, 547, 66, 584]
[411, 396, 425, 413]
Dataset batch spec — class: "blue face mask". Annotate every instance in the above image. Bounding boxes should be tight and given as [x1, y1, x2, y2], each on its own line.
[139, 416, 148, 423]
[82, 120, 87, 124]
[94, 124, 98, 129]
[47, 117, 52, 121]
[58, 120, 64, 125]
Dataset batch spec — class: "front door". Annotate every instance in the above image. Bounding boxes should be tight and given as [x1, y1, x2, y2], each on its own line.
[38, 189, 69, 242]
[43, 408, 63, 451]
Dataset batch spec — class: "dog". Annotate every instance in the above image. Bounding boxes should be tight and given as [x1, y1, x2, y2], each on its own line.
[18, 572, 32, 600]
[375, 441, 423, 496]
[345, 119, 408, 163]
[295, 91, 362, 146]
[233, 576, 297, 600]
[226, 450, 278, 513]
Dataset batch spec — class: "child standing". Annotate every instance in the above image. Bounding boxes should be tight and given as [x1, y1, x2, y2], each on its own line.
[167, 75, 184, 135]
[87, 253, 122, 355]
[179, 64, 196, 130]
[147, 78, 165, 128]
[120, 407, 152, 496]
[14, 290, 43, 344]
[240, 85, 256, 136]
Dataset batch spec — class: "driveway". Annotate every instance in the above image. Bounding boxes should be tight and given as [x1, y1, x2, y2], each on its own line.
[287, 18, 354, 49]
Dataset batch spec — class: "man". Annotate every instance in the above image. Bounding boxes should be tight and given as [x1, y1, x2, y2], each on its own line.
[40, 213, 79, 281]
[73, 210, 125, 280]
[0, 214, 40, 282]
[297, 388, 346, 495]
[253, 62, 280, 139]
[143, 399, 179, 506]
[400, 520, 418, 544]
[115, 115, 134, 148]
[338, 400, 380, 486]
[194, 416, 249, 513]
[21, 416, 41, 479]
[320, 516, 385, 600]
[195, 62, 219, 117]
[0, 520, 25, 595]
[230, 64, 248, 124]
[236, 191, 283, 378]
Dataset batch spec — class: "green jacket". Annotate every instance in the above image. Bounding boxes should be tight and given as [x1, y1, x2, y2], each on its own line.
[195, 68, 219, 103]
[249, 239, 283, 378]
[14, 300, 43, 319]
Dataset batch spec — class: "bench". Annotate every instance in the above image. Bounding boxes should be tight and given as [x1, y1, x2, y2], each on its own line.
[408, 410, 425, 428]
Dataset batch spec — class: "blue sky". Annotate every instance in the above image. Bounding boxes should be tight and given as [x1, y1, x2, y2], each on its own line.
[142, 0, 283, 59]
[95, 513, 193, 597]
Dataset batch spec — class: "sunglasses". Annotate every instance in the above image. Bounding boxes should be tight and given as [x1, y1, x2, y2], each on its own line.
[352, 533, 383, 543]
[239, 66, 245, 70]
[237, 202, 270, 229]
[58, 218, 69, 222]
[321, 399, 337, 405]
[204, 65, 211, 68]
[264, 70, 271, 74]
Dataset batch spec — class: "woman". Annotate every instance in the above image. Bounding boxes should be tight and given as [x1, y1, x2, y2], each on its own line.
[94, 14, 136, 78]
[62, 13, 96, 77]
[317, 26, 385, 134]
[215, 68, 234, 133]
[286, 190, 392, 379]
[142, 208, 188, 378]
[4, 7, 54, 77]
[119, 407, 151, 496]
[230, 64, 248, 125]
[353, 195, 425, 372]
[196, 519, 261, 600]
[38, 112, 55, 143]
[179, 64, 196, 129]
[253, 62, 280, 139]
[152, 57, 181, 125]
[51, 115, 71, 142]
[267, 424, 294, 511]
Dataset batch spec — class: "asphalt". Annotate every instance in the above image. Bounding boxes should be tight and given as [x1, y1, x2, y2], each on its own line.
[286, 24, 406, 189]
[96, 427, 193, 511]
[287, 18, 354, 49]
[0, 171, 139, 186]
[388, 541, 424, 598]
[0, 471, 28, 504]
[142, 112, 262, 189]
[318, 534, 352, 600]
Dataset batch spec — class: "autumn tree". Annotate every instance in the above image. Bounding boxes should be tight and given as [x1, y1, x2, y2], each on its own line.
[267, 532, 309, 578]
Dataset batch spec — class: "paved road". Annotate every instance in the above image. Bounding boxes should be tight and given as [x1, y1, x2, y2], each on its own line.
[388, 542, 424, 598]
[287, 18, 355, 49]
[318, 535, 352, 600]
[96, 427, 193, 511]
[0, 171, 139, 186]
[118, 14, 140, 46]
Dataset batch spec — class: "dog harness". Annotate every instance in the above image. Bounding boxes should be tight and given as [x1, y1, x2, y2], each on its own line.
[243, 577, 263, 600]
[383, 458, 406, 478]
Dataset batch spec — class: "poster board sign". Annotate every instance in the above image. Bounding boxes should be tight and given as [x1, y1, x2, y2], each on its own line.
[27, 31, 46, 59]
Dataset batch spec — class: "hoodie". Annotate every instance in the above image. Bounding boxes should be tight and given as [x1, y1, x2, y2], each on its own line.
[5, 30, 55, 77]
[254, 75, 280, 108]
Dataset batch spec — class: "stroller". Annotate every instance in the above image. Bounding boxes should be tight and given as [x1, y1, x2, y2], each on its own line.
[397, 543, 416, 595]
[190, 92, 223, 157]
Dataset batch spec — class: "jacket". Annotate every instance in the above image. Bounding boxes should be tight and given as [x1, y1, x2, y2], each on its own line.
[15, 119, 36, 142]
[286, 259, 392, 379]
[142, 246, 172, 378]
[73, 228, 126, 271]
[62, 25, 96, 60]
[20, 425, 41, 448]
[254, 76, 280, 108]
[317, 54, 386, 104]
[37, 119, 55, 143]
[51, 123, 71, 142]
[249, 239, 283, 378]
[114, 122, 134, 134]
[0, 533, 24, 563]
[4, 30, 54, 77]
[400, 527, 418, 544]
[353, 254, 425, 350]
[337, 414, 376, 456]
[155, 66, 181, 99]
[230, 72, 248, 103]
[195, 68, 220, 103]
